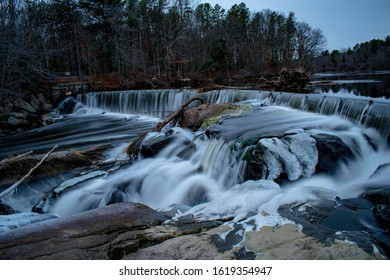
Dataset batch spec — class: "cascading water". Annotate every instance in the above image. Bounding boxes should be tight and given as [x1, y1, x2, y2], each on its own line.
[77, 89, 390, 143]
[1, 88, 390, 256]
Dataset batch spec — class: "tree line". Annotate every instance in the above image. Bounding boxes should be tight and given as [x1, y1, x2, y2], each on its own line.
[1, 0, 327, 93]
[314, 36, 390, 72]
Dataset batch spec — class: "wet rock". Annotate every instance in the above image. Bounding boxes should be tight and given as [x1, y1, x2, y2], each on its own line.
[312, 133, 354, 174]
[58, 97, 78, 114]
[363, 189, 390, 206]
[279, 197, 390, 258]
[0, 203, 17, 215]
[139, 131, 177, 158]
[372, 205, 390, 232]
[243, 131, 317, 182]
[362, 188, 390, 232]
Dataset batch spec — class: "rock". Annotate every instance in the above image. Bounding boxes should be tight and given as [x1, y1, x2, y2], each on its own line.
[279, 197, 390, 258]
[124, 222, 385, 260]
[37, 93, 49, 106]
[58, 97, 78, 114]
[124, 224, 234, 260]
[29, 95, 41, 111]
[13, 98, 37, 113]
[362, 188, 390, 232]
[7, 116, 30, 128]
[41, 113, 55, 125]
[43, 103, 53, 112]
[180, 103, 240, 131]
[312, 133, 355, 174]
[372, 205, 390, 232]
[362, 189, 390, 206]
[0, 202, 171, 259]
[0, 203, 17, 215]
[241, 224, 383, 260]
[243, 131, 318, 182]
[139, 131, 177, 158]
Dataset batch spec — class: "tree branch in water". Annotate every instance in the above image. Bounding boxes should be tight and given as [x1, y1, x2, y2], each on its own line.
[127, 96, 204, 157]
[0, 145, 59, 199]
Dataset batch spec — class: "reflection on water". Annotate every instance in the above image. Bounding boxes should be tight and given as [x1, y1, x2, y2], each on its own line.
[310, 71, 390, 98]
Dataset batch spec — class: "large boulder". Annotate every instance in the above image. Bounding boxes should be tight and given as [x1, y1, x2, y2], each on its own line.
[0, 202, 171, 259]
[180, 103, 242, 131]
[243, 132, 355, 182]
[312, 133, 355, 174]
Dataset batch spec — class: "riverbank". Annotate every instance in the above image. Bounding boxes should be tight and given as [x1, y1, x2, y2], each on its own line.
[0, 202, 385, 260]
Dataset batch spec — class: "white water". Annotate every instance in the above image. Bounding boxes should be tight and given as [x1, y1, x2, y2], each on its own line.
[3, 89, 389, 251]
[51, 96, 390, 241]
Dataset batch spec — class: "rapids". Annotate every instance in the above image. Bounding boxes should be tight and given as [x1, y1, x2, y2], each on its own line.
[1, 89, 390, 256]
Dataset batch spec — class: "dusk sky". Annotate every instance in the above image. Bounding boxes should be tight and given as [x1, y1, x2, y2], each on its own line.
[199, 0, 390, 51]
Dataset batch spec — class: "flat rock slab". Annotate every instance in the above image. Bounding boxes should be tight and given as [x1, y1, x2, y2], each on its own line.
[0, 203, 170, 259]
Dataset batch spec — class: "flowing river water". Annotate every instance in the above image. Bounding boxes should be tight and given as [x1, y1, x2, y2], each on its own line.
[1, 87, 390, 257]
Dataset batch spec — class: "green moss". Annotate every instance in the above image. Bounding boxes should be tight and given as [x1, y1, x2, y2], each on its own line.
[200, 104, 252, 129]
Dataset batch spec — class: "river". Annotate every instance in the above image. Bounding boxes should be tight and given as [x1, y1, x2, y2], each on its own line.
[0, 75, 390, 258]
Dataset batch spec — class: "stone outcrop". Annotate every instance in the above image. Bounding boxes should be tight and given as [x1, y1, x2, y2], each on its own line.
[0, 202, 223, 260]
[0, 92, 54, 135]
[180, 103, 242, 131]
[0, 201, 384, 260]
[243, 132, 354, 182]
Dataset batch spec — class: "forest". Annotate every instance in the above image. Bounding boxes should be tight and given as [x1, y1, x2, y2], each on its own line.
[314, 37, 390, 72]
[1, 0, 327, 93]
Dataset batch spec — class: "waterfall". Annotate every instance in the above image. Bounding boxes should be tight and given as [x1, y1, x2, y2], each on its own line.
[76, 89, 200, 117]
[76, 90, 390, 145]
[2, 88, 389, 256]
[251, 91, 390, 144]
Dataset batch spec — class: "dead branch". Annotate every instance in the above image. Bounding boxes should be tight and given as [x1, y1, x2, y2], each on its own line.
[0, 145, 59, 199]
[153, 96, 204, 132]
[0, 150, 33, 165]
[126, 96, 204, 156]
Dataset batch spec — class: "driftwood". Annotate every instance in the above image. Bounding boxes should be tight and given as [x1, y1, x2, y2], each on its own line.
[0, 150, 33, 165]
[127, 96, 204, 156]
[256, 68, 310, 92]
[0, 145, 58, 199]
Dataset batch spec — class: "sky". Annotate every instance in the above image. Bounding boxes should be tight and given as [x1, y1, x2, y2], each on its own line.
[199, 0, 390, 51]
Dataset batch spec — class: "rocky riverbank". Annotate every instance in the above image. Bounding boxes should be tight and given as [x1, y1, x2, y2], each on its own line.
[0, 91, 54, 136]
[0, 202, 385, 260]
[1, 88, 389, 260]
